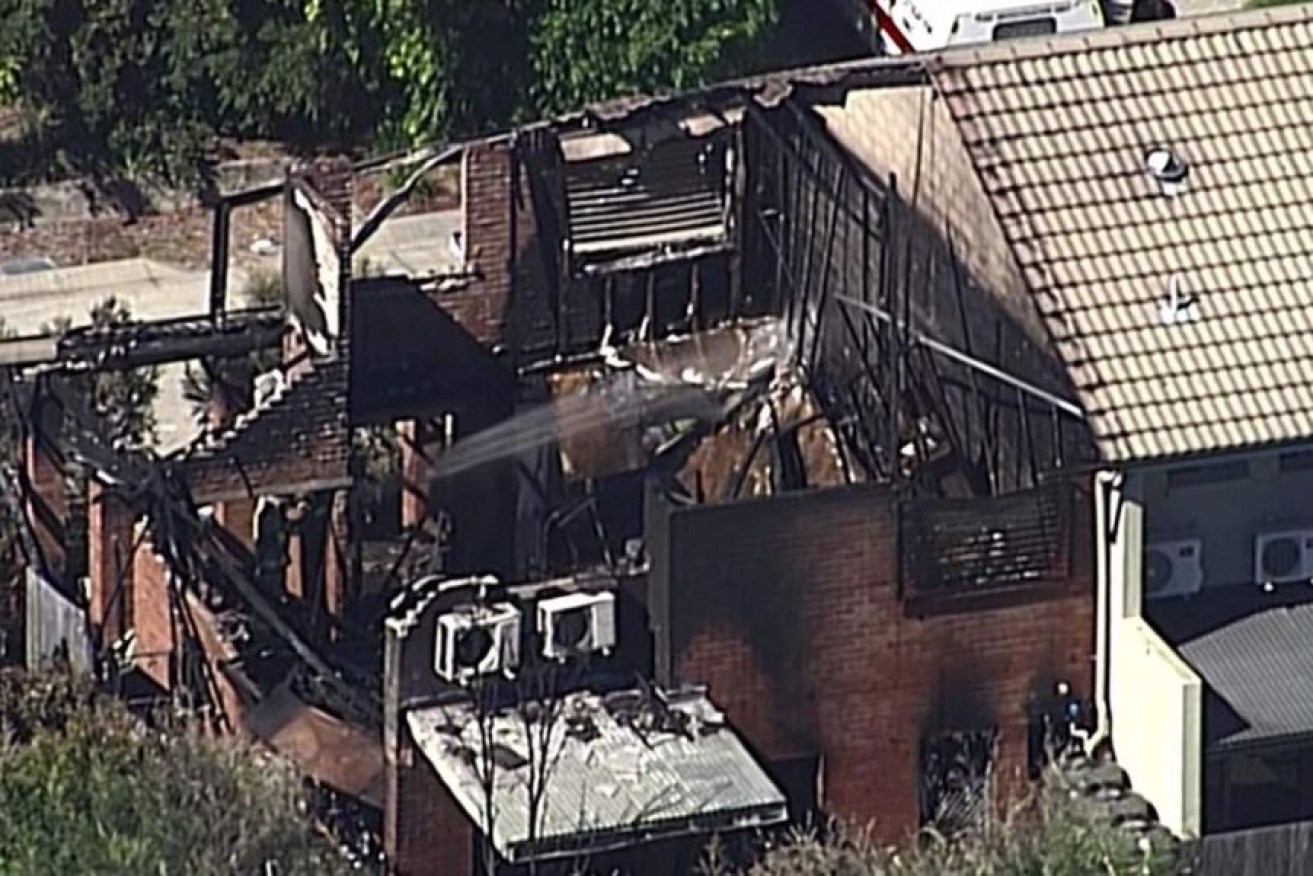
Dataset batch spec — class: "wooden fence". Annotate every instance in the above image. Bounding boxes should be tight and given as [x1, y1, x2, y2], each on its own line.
[1188, 820, 1313, 876]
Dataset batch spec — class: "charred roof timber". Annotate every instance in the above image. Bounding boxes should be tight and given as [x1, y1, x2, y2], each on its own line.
[0, 308, 283, 372]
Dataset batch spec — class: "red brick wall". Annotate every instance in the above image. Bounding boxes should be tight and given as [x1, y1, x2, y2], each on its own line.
[663, 483, 1094, 841]
[87, 481, 135, 645]
[124, 525, 247, 727]
[24, 432, 67, 577]
[387, 725, 474, 876]
[185, 593, 249, 732]
[429, 137, 558, 355]
[433, 140, 516, 348]
[132, 544, 174, 689]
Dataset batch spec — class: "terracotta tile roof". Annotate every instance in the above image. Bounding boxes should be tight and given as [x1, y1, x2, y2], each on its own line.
[930, 6, 1313, 463]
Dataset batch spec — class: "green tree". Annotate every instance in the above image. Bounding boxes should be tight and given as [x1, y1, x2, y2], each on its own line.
[48, 298, 160, 449]
[526, 0, 779, 117]
[0, 0, 784, 182]
[182, 270, 285, 428]
[0, 668, 352, 876]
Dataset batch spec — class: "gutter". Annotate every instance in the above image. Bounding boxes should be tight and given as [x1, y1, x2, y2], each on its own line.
[1088, 468, 1121, 754]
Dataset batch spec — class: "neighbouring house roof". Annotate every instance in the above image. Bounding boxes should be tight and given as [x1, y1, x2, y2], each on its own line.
[406, 687, 787, 862]
[1175, 596, 1313, 750]
[931, 5, 1313, 465]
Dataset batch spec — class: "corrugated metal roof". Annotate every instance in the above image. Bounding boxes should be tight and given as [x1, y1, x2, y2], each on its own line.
[1179, 601, 1313, 749]
[930, 5, 1313, 464]
[407, 688, 787, 861]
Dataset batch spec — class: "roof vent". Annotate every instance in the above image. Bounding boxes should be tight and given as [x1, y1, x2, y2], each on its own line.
[1157, 274, 1198, 326]
[1145, 147, 1189, 197]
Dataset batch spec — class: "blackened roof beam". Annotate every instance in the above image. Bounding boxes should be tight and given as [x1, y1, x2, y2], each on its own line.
[0, 307, 284, 373]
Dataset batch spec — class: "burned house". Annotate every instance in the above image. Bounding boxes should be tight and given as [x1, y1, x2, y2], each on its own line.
[24, 5, 1313, 874]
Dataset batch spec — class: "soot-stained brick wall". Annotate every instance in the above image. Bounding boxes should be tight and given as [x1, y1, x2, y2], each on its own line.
[657, 482, 1094, 841]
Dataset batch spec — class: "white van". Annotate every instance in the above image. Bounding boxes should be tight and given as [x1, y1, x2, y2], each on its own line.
[840, 0, 1105, 56]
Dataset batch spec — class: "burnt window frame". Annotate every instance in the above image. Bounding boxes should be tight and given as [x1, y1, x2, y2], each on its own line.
[919, 728, 999, 835]
[898, 482, 1079, 616]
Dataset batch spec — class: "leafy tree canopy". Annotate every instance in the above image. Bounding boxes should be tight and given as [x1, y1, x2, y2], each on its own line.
[0, 0, 783, 184]
[0, 669, 351, 876]
[52, 297, 160, 449]
[528, 0, 777, 117]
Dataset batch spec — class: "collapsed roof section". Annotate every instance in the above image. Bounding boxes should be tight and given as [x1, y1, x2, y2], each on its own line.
[176, 162, 354, 502]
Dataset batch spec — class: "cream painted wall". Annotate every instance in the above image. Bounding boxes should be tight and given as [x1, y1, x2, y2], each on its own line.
[1105, 487, 1203, 837]
[1110, 616, 1203, 838]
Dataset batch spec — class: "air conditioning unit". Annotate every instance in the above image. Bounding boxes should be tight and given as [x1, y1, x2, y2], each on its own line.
[434, 603, 521, 684]
[1254, 528, 1313, 586]
[1143, 538, 1203, 601]
[537, 591, 617, 661]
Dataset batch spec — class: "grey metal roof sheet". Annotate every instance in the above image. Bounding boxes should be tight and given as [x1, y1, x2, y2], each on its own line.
[1179, 601, 1313, 749]
[407, 688, 787, 861]
[930, 6, 1313, 464]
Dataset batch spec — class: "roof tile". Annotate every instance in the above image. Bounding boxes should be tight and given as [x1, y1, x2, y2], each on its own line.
[933, 6, 1313, 462]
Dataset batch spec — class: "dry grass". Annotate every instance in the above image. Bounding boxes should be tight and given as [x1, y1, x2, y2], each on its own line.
[704, 785, 1182, 876]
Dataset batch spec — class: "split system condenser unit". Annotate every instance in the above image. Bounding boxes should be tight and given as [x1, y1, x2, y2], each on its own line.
[1254, 528, 1313, 586]
[537, 591, 617, 661]
[434, 603, 522, 684]
[1144, 538, 1203, 601]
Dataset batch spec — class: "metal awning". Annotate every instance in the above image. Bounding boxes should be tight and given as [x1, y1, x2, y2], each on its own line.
[407, 687, 788, 862]
[1174, 597, 1313, 751]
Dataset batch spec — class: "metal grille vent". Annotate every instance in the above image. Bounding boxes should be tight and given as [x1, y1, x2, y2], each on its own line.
[901, 483, 1073, 598]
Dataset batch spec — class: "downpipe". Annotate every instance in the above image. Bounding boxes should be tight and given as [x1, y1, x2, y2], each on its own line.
[1086, 469, 1120, 756]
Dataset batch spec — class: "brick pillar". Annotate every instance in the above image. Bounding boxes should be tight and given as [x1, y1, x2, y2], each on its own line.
[286, 529, 306, 601]
[399, 419, 441, 529]
[185, 592, 248, 731]
[87, 481, 136, 647]
[212, 497, 256, 551]
[131, 535, 174, 691]
[387, 729, 474, 876]
[23, 432, 67, 577]
[383, 592, 475, 875]
[323, 491, 347, 627]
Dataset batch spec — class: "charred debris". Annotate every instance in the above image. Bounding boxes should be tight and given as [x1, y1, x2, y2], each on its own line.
[0, 69, 1092, 864]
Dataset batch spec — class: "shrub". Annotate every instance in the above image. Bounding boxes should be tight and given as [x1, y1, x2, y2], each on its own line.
[708, 785, 1181, 876]
[0, 669, 351, 876]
